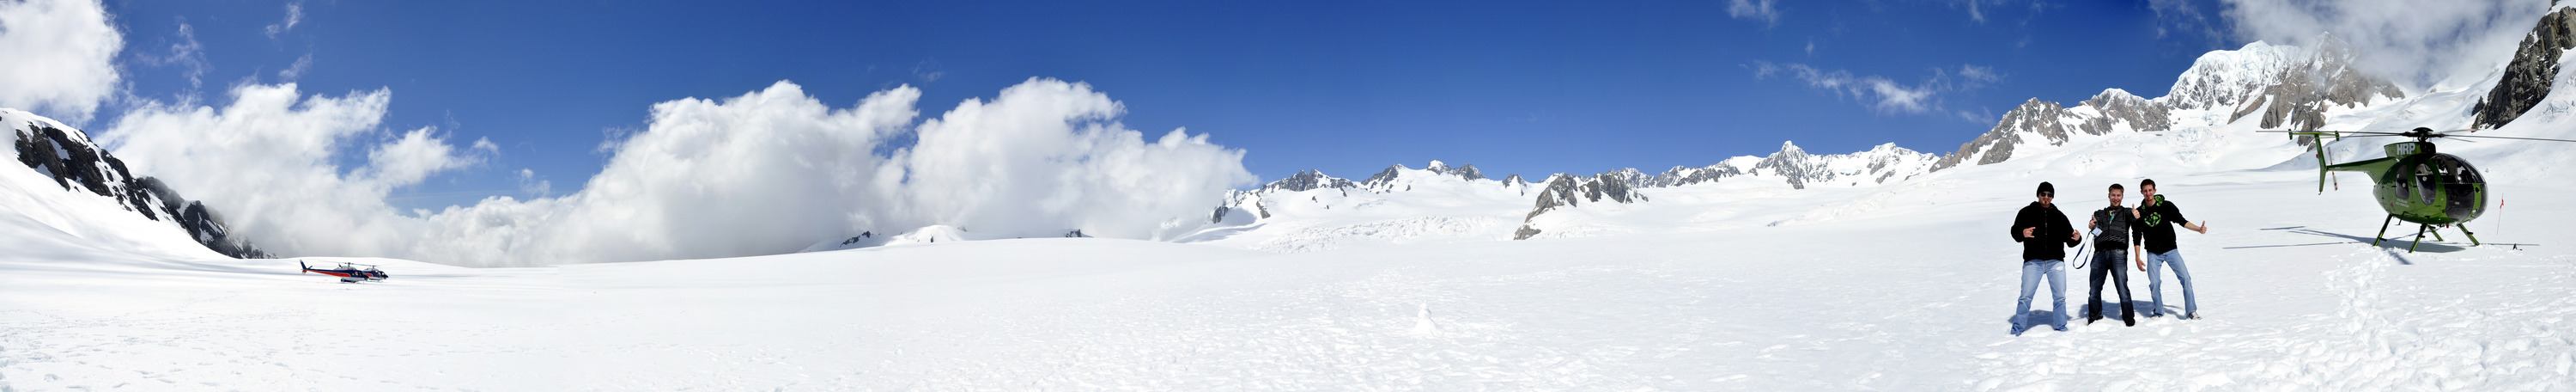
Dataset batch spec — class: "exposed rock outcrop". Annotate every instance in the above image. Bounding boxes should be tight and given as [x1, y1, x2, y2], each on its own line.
[1360, 161, 1490, 193]
[1511, 172, 1649, 240]
[9, 114, 270, 259]
[2227, 34, 2405, 132]
[1932, 98, 2072, 170]
[2476, 7, 2576, 129]
[1257, 169, 1359, 193]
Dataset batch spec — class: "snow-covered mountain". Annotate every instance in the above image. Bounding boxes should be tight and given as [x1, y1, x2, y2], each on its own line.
[1186, 32, 2444, 252]
[6, 109, 268, 259]
[1935, 34, 2404, 173]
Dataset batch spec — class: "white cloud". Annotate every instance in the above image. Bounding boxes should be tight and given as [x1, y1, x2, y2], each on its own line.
[517, 168, 551, 197]
[0, 0, 124, 122]
[2218, 0, 2549, 89]
[896, 79, 1253, 241]
[264, 1, 303, 39]
[1957, 64, 2000, 83]
[139, 22, 211, 90]
[102, 83, 428, 257]
[104, 78, 1255, 266]
[364, 127, 492, 187]
[1753, 62, 1996, 117]
[1727, 0, 1780, 26]
[279, 53, 313, 81]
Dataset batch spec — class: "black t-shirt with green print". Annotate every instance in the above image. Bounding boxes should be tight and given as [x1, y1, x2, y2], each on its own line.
[2136, 195, 2190, 254]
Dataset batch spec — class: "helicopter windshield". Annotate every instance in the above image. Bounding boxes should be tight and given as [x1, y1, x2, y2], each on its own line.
[2430, 154, 2485, 223]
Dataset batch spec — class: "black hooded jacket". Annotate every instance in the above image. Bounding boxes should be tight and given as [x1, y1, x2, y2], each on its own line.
[2011, 201, 2082, 260]
[2136, 195, 2190, 254]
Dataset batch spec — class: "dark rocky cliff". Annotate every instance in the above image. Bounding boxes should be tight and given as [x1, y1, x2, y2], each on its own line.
[12, 118, 270, 259]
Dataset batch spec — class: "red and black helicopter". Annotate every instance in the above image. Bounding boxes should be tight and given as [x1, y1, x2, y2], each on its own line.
[300, 260, 389, 283]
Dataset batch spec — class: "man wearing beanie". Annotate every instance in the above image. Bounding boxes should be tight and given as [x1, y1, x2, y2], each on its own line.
[2008, 181, 2081, 334]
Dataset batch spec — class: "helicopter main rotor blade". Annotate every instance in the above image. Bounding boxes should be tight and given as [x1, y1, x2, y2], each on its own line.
[2443, 134, 2576, 143]
[2256, 130, 2412, 136]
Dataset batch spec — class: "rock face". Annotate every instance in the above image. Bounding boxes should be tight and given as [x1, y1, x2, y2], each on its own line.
[1511, 172, 1649, 240]
[9, 113, 270, 259]
[2476, 7, 2576, 129]
[1645, 142, 1934, 189]
[1258, 169, 1360, 193]
[1505, 141, 1936, 239]
[1359, 161, 1487, 193]
[2080, 89, 2173, 136]
[1933, 98, 2074, 170]
[2227, 34, 2406, 132]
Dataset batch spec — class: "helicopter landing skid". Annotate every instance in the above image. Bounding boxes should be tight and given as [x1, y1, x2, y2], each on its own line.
[2372, 214, 2482, 253]
[2372, 215, 2396, 247]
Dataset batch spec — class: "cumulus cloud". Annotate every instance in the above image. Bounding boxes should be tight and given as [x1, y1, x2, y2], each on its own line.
[2216, 0, 2549, 89]
[0, 0, 124, 122]
[1752, 62, 1997, 117]
[104, 78, 1255, 266]
[896, 80, 1253, 241]
[1727, 0, 1780, 27]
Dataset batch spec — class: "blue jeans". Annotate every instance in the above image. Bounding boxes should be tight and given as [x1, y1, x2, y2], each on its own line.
[2087, 249, 2135, 322]
[2144, 250, 2197, 316]
[2015, 259, 2068, 333]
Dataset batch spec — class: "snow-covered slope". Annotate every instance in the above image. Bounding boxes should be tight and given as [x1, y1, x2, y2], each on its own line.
[3, 109, 264, 260]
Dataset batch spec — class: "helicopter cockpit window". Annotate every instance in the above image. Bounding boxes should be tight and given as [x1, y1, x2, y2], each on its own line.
[2415, 163, 2438, 205]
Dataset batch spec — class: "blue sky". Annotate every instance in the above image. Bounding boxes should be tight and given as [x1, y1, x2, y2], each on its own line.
[100, 0, 2242, 211]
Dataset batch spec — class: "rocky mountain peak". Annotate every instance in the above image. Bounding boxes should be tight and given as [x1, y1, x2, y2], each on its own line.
[1931, 97, 2070, 171]
[1256, 169, 1359, 193]
[2162, 40, 2304, 111]
[1512, 171, 1649, 240]
[2226, 33, 2407, 132]
[9, 111, 269, 259]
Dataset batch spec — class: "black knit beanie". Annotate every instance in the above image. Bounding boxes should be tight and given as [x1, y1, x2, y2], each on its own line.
[2036, 181, 2055, 196]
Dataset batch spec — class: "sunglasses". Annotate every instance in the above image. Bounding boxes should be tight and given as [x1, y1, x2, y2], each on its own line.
[2039, 192, 2054, 198]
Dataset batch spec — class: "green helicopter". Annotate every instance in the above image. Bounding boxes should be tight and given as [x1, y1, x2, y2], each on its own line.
[2262, 127, 2576, 252]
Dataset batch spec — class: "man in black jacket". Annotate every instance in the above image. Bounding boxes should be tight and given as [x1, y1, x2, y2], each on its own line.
[2135, 179, 2209, 319]
[2084, 183, 2142, 327]
[2009, 181, 2081, 334]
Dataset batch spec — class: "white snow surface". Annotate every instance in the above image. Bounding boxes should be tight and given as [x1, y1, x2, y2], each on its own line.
[9, 40, 2576, 391]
